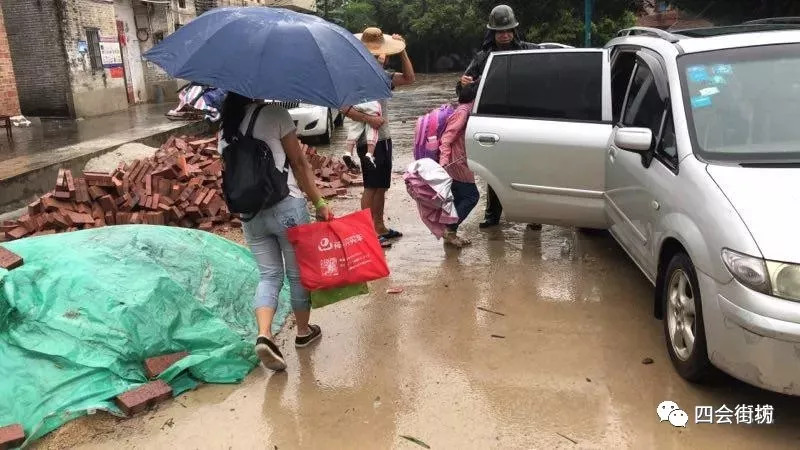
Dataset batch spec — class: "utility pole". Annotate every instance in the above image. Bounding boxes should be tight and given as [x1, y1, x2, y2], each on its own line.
[584, 0, 593, 47]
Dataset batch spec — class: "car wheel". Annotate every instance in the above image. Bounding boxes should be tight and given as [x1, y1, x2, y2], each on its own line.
[333, 111, 344, 127]
[662, 252, 715, 382]
[318, 110, 333, 145]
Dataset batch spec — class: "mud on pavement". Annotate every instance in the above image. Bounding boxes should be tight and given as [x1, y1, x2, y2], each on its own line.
[35, 74, 800, 449]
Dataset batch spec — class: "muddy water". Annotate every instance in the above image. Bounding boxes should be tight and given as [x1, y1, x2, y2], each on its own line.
[36, 74, 800, 449]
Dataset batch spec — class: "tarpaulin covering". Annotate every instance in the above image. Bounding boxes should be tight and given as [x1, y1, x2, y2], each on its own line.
[0, 226, 290, 444]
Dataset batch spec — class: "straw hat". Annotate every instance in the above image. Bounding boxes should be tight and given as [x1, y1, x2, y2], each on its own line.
[355, 27, 406, 56]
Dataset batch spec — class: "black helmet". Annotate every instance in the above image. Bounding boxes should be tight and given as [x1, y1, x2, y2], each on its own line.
[487, 5, 519, 31]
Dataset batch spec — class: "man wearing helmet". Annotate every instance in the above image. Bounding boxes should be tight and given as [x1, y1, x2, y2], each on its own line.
[459, 5, 541, 229]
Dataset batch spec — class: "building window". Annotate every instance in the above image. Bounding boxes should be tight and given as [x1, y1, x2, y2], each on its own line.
[657, 1, 670, 12]
[86, 28, 103, 71]
[178, 0, 186, 8]
[153, 31, 165, 44]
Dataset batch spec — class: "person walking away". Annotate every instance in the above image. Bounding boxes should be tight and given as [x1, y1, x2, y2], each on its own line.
[439, 83, 480, 248]
[457, 5, 542, 230]
[343, 100, 382, 170]
[219, 93, 333, 372]
[341, 28, 415, 247]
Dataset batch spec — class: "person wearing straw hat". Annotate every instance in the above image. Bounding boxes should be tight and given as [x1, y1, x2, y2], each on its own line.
[341, 27, 415, 248]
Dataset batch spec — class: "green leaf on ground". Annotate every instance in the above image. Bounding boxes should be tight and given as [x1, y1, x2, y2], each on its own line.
[400, 435, 431, 449]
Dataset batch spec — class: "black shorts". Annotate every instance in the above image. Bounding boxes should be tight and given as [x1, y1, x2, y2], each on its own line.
[357, 139, 392, 189]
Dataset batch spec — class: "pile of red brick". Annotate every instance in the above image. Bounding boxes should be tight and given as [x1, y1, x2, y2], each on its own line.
[305, 145, 362, 198]
[0, 137, 361, 243]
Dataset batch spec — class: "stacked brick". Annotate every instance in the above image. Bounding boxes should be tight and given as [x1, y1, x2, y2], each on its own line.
[0, 136, 362, 242]
[305, 146, 362, 199]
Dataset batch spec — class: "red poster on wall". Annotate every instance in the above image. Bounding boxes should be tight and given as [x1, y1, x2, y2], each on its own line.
[109, 66, 124, 78]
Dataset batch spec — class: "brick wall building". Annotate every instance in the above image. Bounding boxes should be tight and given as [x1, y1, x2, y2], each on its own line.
[0, 7, 21, 117]
[1, 0, 74, 117]
[62, 0, 129, 117]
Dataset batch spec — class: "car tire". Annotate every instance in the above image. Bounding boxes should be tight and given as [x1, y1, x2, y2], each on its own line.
[662, 252, 715, 382]
[318, 110, 333, 145]
[333, 111, 344, 127]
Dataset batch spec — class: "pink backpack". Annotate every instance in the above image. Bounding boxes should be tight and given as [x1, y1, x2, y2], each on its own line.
[413, 104, 455, 162]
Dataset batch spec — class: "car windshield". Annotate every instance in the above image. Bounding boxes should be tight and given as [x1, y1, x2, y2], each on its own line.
[679, 43, 800, 163]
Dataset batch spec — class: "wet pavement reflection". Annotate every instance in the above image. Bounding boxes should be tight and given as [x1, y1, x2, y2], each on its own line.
[36, 74, 800, 450]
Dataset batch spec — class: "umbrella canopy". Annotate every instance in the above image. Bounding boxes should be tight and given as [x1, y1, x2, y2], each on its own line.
[144, 7, 392, 109]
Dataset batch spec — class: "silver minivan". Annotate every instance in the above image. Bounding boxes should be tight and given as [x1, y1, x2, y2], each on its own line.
[466, 24, 800, 395]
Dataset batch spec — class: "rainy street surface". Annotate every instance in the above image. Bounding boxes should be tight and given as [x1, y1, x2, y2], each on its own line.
[38, 74, 800, 449]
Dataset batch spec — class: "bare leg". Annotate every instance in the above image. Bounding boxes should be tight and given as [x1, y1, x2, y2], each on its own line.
[362, 187, 376, 215]
[372, 188, 388, 235]
[255, 307, 276, 338]
[294, 309, 311, 336]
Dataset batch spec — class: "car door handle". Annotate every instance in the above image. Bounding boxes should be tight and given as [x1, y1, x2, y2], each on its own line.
[474, 133, 499, 146]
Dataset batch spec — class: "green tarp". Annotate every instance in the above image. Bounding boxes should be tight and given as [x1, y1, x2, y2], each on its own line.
[0, 226, 290, 445]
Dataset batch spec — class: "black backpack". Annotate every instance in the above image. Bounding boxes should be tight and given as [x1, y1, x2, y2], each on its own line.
[222, 104, 290, 218]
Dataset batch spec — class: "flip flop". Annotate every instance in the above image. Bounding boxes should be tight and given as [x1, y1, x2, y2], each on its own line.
[380, 229, 403, 240]
[379, 236, 393, 248]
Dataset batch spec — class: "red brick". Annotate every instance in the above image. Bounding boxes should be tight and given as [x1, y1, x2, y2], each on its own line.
[7, 227, 28, 240]
[91, 203, 104, 220]
[65, 170, 75, 193]
[188, 137, 217, 147]
[145, 174, 152, 196]
[0, 423, 25, 449]
[75, 178, 91, 203]
[0, 247, 23, 270]
[98, 195, 116, 212]
[114, 380, 173, 416]
[336, 188, 347, 196]
[27, 199, 43, 216]
[84, 172, 115, 187]
[53, 190, 72, 200]
[105, 211, 116, 226]
[31, 230, 57, 237]
[51, 212, 71, 229]
[88, 185, 107, 200]
[143, 351, 189, 379]
[65, 211, 95, 225]
[198, 222, 213, 231]
[231, 218, 242, 228]
[55, 168, 66, 189]
[42, 197, 73, 212]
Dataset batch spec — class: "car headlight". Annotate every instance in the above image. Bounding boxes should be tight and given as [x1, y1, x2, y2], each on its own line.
[304, 120, 319, 130]
[766, 261, 800, 302]
[723, 249, 800, 301]
[721, 249, 770, 294]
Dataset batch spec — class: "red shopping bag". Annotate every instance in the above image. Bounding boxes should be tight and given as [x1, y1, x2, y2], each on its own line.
[287, 209, 390, 290]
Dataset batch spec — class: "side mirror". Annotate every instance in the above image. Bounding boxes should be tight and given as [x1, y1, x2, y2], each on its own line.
[614, 127, 653, 153]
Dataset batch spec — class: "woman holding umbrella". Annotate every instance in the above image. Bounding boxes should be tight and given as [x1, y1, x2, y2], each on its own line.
[220, 93, 333, 371]
[144, 7, 395, 372]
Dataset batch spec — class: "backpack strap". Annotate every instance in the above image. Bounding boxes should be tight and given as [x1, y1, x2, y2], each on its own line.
[244, 104, 268, 138]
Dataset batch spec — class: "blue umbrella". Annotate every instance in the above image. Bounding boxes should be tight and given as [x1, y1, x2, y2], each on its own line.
[144, 7, 391, 109]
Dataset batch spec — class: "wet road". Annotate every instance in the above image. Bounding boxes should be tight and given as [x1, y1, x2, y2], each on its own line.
[37, 74, 800, 449]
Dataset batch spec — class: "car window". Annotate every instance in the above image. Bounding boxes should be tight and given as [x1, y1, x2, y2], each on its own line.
[611, 52, 637, 124]
[622, 63, 666, 134]
[475, 56, 509, 116]
[658, 112, 678, 165]
[477, 51, 603, 122]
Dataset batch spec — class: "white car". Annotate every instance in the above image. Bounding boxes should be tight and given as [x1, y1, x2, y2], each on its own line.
[269, 101, 341, 144]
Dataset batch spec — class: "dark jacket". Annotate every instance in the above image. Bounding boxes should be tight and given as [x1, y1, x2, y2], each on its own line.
[457, 30, 539, 95]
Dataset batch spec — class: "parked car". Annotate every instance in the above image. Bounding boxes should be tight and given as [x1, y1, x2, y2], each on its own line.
[268, 101, 341, 144]
[466, 22, 800, 395]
